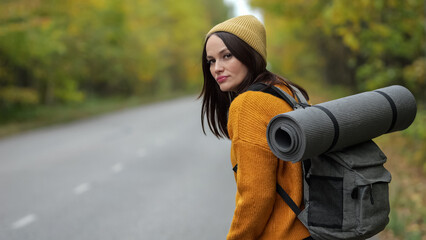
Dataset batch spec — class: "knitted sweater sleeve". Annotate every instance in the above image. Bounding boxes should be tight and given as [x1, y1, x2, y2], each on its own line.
[226, 90, 293, 240]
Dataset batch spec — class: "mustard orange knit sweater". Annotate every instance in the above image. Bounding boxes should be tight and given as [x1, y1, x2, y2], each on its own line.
[226, 85, 310, 240]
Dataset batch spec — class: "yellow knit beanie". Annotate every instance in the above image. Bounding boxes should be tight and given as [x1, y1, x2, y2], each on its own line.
[207, 15, 267, 61]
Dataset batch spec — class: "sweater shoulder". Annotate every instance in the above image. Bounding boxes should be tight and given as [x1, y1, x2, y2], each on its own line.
[229, 84, 295, 121]
[227, 85, 294, 145]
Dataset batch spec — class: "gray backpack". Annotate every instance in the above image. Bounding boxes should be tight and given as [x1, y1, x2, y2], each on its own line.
[248, 83, 391, 240]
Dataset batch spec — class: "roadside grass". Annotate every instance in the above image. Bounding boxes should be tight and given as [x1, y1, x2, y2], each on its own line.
[0, 91, 193, 139]
[376, 134, 426, 240]
[296, 77, 425, 240]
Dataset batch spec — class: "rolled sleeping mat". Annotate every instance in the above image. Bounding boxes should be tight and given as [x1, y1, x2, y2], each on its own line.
[266, 85, 417, 163]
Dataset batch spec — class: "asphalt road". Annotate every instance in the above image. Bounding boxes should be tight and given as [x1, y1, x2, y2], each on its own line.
[0, 96, 235, 240]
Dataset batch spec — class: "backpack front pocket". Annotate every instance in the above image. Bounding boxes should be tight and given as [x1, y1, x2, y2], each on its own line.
[353, 175, 391, 235]
[308, 175, 343, 229]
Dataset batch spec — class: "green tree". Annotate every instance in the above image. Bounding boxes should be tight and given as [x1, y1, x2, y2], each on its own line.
[251, 0, 425, 100]
[0, 0, 231, 109]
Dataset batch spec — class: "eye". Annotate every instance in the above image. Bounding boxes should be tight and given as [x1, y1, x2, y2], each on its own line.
[207, 59, 215, 65]
[224, 53, 233, 59]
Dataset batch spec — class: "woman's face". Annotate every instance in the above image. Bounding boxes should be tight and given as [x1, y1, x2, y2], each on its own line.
[205, 34, 248, 92]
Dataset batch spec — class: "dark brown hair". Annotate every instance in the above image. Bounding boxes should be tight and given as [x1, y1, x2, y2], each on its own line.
[199, 32, 309, 139]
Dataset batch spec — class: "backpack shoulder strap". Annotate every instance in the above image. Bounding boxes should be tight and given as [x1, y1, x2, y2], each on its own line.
[276, 183, 302, 216]
[247, 82, 306, 217]
[290, 85, 309, 105]
[248, 82, 309, 109]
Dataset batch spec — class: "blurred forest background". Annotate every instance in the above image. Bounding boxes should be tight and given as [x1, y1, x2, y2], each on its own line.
[0, 0, 424, 239]
[0, 0, 230, 123]
[250, 1, 425, 239]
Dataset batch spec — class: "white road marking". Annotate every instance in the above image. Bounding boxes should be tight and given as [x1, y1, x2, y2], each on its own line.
[111, 163, 123, 173]
[74, 183, 91, 195]
[12, 214, 37, 229]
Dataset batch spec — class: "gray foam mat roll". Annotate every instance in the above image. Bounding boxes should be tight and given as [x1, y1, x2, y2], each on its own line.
[266, 85, 417, 162]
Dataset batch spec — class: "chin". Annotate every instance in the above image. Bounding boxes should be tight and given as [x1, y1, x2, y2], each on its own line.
[219, 87, 230, 92]
[219, 83, 235, 92]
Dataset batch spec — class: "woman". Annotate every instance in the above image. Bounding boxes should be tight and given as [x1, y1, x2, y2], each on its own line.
[199, 15, 311, 240]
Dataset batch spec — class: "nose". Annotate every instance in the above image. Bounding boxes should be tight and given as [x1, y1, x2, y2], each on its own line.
[214, 60, 224, 74]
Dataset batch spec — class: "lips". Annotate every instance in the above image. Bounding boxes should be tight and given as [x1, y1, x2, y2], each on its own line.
[217, 76, 228, 83]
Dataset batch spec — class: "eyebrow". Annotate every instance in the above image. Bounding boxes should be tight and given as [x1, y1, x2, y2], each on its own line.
[206, 48, 229, 59]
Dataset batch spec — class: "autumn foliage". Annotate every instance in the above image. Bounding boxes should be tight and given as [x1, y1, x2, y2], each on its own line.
[251, 0, 425, 100]
[0, 0, 230, 107]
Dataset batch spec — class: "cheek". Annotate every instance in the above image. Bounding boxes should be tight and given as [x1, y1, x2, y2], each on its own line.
[230, 60, 247, 77]
[241, 65, 248, 76]
[235, 64, 248, 80]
